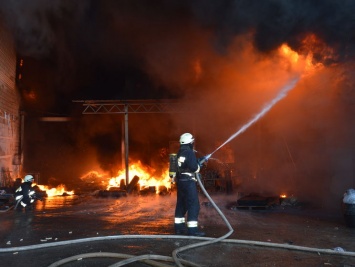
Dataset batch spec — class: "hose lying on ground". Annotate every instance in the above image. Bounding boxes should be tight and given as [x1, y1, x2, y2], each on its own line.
[2, 175, 355, 266]
[1, 234, 355, 266]
[108, 173, 234, 267]
[170, 174, 234, 267]
[2, 234, 355, 257]
[47, 252, 199, 267]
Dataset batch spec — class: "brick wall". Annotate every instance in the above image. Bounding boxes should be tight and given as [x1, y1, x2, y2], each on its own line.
[0, 22, 21, 186]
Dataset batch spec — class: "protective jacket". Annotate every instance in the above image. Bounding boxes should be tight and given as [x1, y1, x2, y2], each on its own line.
[176, 144, 200, 180]
[15, 182, 36, 209]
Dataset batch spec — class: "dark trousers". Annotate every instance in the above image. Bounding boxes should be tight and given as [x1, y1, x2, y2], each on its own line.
[174, 179, 200, 233]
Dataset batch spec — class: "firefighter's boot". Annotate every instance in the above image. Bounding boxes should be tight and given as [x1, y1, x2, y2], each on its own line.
[188, 227, 205, 237]
[174, 223, 187, 235]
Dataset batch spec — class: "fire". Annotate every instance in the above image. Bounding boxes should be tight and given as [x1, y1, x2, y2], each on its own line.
[107, 160, 170, 193]
[280, 194, 287, 198]
[279, 44, 299, 64]
[301, 34, 336, 63]
[80, 170, 109, 187]
[276, 33, 337, 76]
[36, 184, 74, 197]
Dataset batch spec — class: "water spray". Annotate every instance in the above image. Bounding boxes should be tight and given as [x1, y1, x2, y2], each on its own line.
[201, 77, 300, 161]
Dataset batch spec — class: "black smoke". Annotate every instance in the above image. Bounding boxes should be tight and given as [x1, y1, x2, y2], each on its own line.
[188, 0, 355, 60]
[0, 1, 353, 108]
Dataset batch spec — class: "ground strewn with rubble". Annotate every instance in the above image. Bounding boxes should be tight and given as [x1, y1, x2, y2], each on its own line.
[0, 192, 355, 267]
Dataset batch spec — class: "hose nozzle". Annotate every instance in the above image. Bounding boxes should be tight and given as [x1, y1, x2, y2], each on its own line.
[198, 154, 212, 166]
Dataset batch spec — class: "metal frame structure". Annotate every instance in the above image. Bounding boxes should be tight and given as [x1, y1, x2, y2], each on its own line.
[74, 99, 186, 186]
[75, 99, 183, 114]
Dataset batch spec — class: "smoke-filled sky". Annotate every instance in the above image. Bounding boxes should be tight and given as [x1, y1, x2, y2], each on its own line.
[1, 0, 354, 209]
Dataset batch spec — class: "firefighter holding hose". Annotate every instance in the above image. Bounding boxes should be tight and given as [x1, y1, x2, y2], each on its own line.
[172, 133, 205, 236]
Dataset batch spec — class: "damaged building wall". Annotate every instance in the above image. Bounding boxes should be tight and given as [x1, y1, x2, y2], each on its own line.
[0, 21, 21, 186]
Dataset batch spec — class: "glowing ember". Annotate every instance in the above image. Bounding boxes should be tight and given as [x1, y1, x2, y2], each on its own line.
[36, 184, 74, 197]
[280, 194, 287, 198]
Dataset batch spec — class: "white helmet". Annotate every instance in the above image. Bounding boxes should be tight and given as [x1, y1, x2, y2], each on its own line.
[180, 133, 194, 144]
[24, 174, 34, 182]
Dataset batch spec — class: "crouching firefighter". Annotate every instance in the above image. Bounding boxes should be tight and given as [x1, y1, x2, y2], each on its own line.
[15, 175, 36, 211]
[173, 133, 205, 237]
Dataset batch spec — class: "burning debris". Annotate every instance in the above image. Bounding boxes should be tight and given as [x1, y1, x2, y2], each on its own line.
[0, 181, 75, 212]
[82, 161, 172, 198]
[93, 174, 171, 198]
[35, 184, 74, 197]
[105, 161, 171, 193]
[226, 193, 301, 211]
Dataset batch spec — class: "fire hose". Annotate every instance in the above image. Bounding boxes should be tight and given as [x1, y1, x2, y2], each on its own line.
[170, 172, 234, 267]
[46, 169, 233, 267]
[1, 233, 355, 266]
[2, 170, 355, 266]
[1, 232, 355, 266]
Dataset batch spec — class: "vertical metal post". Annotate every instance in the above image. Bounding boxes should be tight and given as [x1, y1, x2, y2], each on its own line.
[20, 111, 25, 174]
[121, 119, 125, 170]
[124, 104, 129, 186]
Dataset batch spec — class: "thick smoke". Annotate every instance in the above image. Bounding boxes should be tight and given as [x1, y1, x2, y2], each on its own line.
[188, 0, 355, 61]
[1, 1, 354, 210]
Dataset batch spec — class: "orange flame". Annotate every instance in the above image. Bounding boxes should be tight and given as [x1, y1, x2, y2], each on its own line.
[107, 160, 170, 193]
[36, 184, 74, 197]
[278, 42, 322, 74]
[279, 44, 299, 64]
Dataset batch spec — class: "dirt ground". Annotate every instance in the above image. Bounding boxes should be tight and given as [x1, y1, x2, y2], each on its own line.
[0, 191, 355, 267]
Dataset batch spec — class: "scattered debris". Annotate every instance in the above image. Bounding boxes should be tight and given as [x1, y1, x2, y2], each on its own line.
[281, 196, 299, 207]
[94, 190, 127, 198]
[234, 194, 279, 210]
